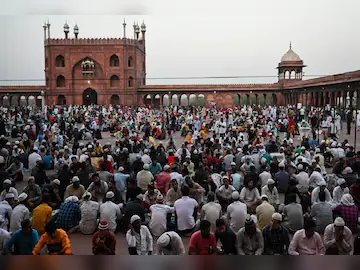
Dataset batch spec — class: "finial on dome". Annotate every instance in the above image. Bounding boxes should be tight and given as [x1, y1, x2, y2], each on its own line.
[290, 41, 292, 50]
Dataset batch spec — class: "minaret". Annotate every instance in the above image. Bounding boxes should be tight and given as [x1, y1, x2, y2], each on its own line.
[141, 21, 146, 40]
[46, 19, 51, 39]
[74, 24, 79, 39]
[63, 21, 70, 39]
[135, 23, 140, 40]
[133, 21, 136, 39]
[43, 22, 47, 40]
[123, 19, 127, 38]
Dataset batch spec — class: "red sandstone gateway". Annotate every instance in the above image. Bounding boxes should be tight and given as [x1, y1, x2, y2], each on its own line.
[0, 21, 359, 108]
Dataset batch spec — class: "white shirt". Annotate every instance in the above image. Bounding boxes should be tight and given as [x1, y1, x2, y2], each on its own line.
[28, 152, 42, 170]
[323, 224, 352, 255]
[0, 200, 12, 229]
[0, 228, 10, 253]
[141, 154, 152, 165]
[100, 201, 122, 232]
[170, 172, 183, 185]
[9, 204, 30, 233]
[217, 185, 236, 200]
[226, 201, 247, 233]
[259, 171, 272, 188]
[174, 196, 198, 231]
[126, 225, 153, 255]
[309, 171, 325, 188]
[261, 185, 280, 205]
[200, 201, 222, 233]
[149, 204, 174, 237]
[0, 187, 18, 201]
[157, 231, 185, 255]
[311, 187, 332, 205]
[240, 187, 261, 202]
[80, 200, 100, 234]
[332, 186, 349, 205]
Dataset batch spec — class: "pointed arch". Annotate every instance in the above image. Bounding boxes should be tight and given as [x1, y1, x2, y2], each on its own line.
[180, 94, 188, 106]
[189, 94, 197, 106]
[233, 94, 240, 106]
[110, 75, 120, 87]
[110, 55, 119, 67]
[198, 94, 205, 106]
[55, 55, 65, 67]
[128, 56, 133, 67]
[56, 75, 65, 87]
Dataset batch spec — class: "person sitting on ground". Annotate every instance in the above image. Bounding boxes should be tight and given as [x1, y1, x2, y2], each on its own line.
[311, 181, 332, 205]
[188, 220, 217, 255]
[126, 215, 153, 255]
[288, 217, 325, 255]
[164, 179, 182, 206]
[239, 180, 261, 213]
[22, 176, 42, 209]
[56, 196, 81, 234]
[92, 221, 116, 255]
[226, 191, 247, 234]
[156, 231, 186, 255]
[215, 218, 237, 255]
[174, 185, 198, 236]
[282, 193, 304, 234]
[6, 157, 24, 183]
[87, 173, 108, 204]
[32, 221, 72, 255]
[31, 193, 53, 235]
[149, 194, 174, 237]
[0, 179, 18, 201]
[3, 219, 39, 255]
[310, 190, 333, 234]
[262, 213, 289, 255]
[9, 193, 30, 233]
[143, 184, 160, 209]
[261, 179, 280, 210]
[200, 192, 222, 233]
[333, 178, 349, 206]
[79, 192, 100, 235]
[136, 164, 154, 193]
[0, 215, 10, 254]
[216, 176, 236, 209]
[323, 217, 352, 255]
[256, 194, 275, 230]
[100, 191, 122, 233]
[64, 176, 86, 200]
[332, 194, 359, 234]
[42, 179, 62, 209]
[236, 214, 264, 255]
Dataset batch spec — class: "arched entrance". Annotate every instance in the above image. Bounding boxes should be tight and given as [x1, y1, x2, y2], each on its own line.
[110, 95, 120, 105]
[83, 88, 98, 105]
[57, 95, 66, 105]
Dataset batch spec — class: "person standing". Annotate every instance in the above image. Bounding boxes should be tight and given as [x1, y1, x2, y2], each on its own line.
[188, 220, 217, 255]
[92, 221, 116, 255]
[126, 215, 153, 255]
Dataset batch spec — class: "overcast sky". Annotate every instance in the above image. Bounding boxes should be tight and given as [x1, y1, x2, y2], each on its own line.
[0, 0, 359, 86]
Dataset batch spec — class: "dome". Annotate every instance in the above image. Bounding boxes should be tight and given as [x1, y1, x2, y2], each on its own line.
[281, 44, 301, 62]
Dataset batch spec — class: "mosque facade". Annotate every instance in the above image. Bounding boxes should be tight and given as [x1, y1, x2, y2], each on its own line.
[0, 21, 359, 108]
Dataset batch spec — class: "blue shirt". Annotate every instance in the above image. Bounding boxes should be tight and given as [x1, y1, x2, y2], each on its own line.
[149, 163, 162, 176]
[114, 172, 130, 192]
[231, 173, 242, 190]
[42, 155, 54, 170]
[5, 229, 39, 255]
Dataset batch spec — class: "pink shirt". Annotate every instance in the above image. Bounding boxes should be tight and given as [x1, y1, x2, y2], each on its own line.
[288, 229, 325, 255]
[155, 172, 171, 194]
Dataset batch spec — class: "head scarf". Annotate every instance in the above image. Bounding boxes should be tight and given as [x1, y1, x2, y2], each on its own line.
[65, 195, 79, 203]
[341, 194, 354, 206]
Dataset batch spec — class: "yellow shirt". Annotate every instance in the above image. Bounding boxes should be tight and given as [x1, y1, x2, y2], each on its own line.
[33, 229, 72, 255]
[255, 201, 275, 230]
[95, 145, 102, 155]
[32, 203, 53, 235]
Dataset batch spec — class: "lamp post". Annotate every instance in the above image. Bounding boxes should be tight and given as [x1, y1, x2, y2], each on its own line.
[40, 90, 46, 111]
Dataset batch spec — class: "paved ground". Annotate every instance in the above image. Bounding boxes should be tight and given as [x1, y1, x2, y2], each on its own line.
[12, 123, 360, 254]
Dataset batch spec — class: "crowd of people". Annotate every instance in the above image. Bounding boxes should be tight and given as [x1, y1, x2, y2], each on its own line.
[0, 103, 359, 255]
